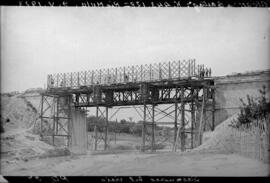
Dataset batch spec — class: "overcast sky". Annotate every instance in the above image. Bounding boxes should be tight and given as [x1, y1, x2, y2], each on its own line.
[1, 7, 269, 93]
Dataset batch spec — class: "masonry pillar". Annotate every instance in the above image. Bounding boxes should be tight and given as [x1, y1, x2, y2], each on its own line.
[69, 109, 87, 154]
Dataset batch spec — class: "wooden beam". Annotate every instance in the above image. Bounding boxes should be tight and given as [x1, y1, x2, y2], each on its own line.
[67, 95, 72, 148]
[141, 103, 146, 152]
[198, 89, 206, 146]
[104, 106, 108, 150]
[174, 100, 178, 148]
[191, 89, 195, 149]
[40, 95, 44, 140]
[52, 98, 56, 146]
[180, 87, 185, 152]
[151, 104, 155, 152]
[94, 106, 98, 150]
[173, 121, 181, 152]
[212, 90, 216, 131]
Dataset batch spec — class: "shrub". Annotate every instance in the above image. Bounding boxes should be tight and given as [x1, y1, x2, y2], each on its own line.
[232, 85, 270, 128]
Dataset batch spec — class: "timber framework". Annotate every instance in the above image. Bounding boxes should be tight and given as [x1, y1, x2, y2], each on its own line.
[40, 59, 215, 152]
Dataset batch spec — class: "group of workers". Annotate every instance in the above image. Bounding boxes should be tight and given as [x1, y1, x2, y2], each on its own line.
[198, 67, 212, 78]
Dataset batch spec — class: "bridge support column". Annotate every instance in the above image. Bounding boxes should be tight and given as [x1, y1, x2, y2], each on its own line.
[70, 109, 87, 154]
[94, 106, 98, 150]
[104, 106, 109, 150]
[198, 88, 206, 146]
[40, 94, 72, 148]
[174, 101, 178, 149]
[52, 98, 56, 146]
[40, 95, 44, 140]
[191, 89, 195, 149]
[211, 90, 215, 131]
[141, 103, 146, 152]
[151, 104, 155, 152]
[180, 88, 185, 152]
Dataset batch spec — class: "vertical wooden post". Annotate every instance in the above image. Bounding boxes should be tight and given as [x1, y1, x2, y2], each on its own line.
[53, 98, 56, 146]
[40, 95, 44, 140]
[193, 59, 196, 76]
[191, 89, 195, 149]
[77, 72, 80, 86]
[135, 68, 138, 82]
[211, 89, 216, 131]
[57, 74, 59, 87]
[192, 59, 195, 76]
[114, 119, 117, 144]
[151, 104, 155, 152]
[150, 64, 152, 81]
[188, 60, 191, 77]
[132, 66, 134, 82]
[94, 106, 98, 150]
[71, 73, 73, 88]
[47, 75, 50, 89]
[174, 100, 178, 149]
[180, 88, 185, 152]
[178, 60, 181, 79]
[198, 89, 206, 145]
[159, 63, 161, 80]
[203, 89, 207, 132]
[123, 67, 126, 83]
[99, 69, 102, 84]
[84, 71, 87, 85]
[55, 97, 59, 134]
[75, 94, 79, 104]
[63, 73, 66, 87]
[140, 65, 143, 82]
[107, 69, 109, 84]
[104, 107, 109, 150]
[91, 71, 94, 85]
[115, 68, 117, 83]
[141, 103, 146, 152]
[169, 61, 171, 79]
[67, 95, 71, 148]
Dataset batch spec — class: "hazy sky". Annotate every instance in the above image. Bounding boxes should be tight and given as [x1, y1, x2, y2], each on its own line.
[1, 7, 270, 93]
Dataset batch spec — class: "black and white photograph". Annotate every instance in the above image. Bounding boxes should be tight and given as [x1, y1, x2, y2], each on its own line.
[0, 4, 269, 179]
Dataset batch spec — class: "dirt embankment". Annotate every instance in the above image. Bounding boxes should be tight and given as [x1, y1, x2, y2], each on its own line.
[191, 115, 238, 154]
[1, 93, 68, 166]
[192, 114, 269, 163]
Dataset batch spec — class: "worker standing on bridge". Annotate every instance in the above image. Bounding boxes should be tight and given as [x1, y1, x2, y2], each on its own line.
[51, 77, 54, 87]
[124, 73, 129, 83]
[209, 68, 212, 77]
[201, 67, 205, 78]
[199, 66, 202, 78]
[107, 74, 111, 84]
[205, 68, 208, 77]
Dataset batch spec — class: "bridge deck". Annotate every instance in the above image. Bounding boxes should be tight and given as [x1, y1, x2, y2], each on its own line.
[44, 77, 214, 107]
[47, 59, 212, 91]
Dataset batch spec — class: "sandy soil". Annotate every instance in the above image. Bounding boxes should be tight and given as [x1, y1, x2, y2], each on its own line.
[1, 151, 269, 176]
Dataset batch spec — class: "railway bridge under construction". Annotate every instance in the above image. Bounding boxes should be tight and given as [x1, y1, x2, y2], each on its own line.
[40, 59, 215, 153]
